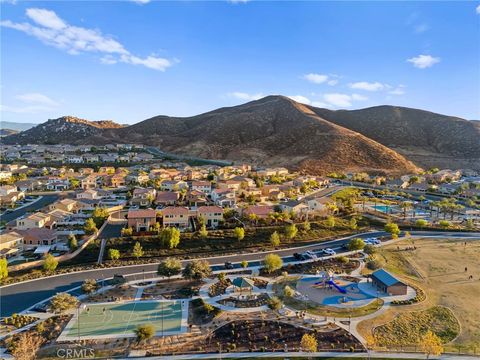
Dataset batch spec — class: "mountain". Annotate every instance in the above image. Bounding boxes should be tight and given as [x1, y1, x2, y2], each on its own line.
[0, 121, 39, 132]
[84, 96, 419, 174]
[3, 96, 478, 173]
[309, 106, 480, 171]
[0, 128, 18, 137]
[4, 116, 124, 145]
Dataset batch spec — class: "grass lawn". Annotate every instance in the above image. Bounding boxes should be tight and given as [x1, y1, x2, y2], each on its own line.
[358, 238, 480, 352]
[273, 276, 384, 318]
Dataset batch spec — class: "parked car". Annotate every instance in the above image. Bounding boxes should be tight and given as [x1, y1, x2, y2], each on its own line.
[224, 261, 234, 269]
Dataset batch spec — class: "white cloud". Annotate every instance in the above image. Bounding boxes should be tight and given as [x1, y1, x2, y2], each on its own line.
[407, 54, 440, 69]
[323, 93, 352, 108]
[389, 85, 406, 96]
[1, 8, 173, 71]
[228, 92, 264, 101]
[287, 95, 311, 105]
[15, 93, 59, 106]
[349, 81, 386, 92]
[303, 73, 339, 86]
[414, 23, 429, 33]
[303, 73, 328, 84]
[131, 0, 151, 4]
[311, 101, 329, 108]
[351, 93, 368, 101]
[476, 4, 480, 14]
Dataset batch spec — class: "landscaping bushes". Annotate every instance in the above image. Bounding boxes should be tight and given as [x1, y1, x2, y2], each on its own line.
[391, 282, 426, 305]
[373, 306, 460, 347]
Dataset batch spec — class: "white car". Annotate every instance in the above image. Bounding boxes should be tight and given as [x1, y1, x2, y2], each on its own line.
[320, 248, 336, 256]
[302, 250, 318, 260]
[364, 237, 381, 245]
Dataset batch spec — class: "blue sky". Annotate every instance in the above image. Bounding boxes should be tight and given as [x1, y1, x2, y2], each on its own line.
[1, 1, 479, 124]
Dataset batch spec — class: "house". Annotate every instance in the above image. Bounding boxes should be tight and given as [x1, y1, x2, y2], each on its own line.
[0, 232, 23, 258]
[307, 197, 333, 213]
[160, 180, 188, 191]
[15, 179, 43, 192]
[278, 200, 309, 216]
[197, 206, 224, 228]
[76, 189, 100, 200]
[371, 269, 408, 296]
[162, 207, 190, 230]
[217, 180, 242, 191]
[0, 185, 17, 196]
[46, 178, 70, 191]
[243, 205, 274, 219]
[155, 191, 180, 207]
[19, 228, 57, 249]
[49, 199, 79, 213]
[186, 190, 208, 208]
[0, 171, 13, 181]
[0, 191, 25, 207]
[211, 188, 236, 207]
[190, 181, 212, 194]
[130, 188, 156, 207]
[107, 173, 126, 188]
[16, 212, 52, 230]
[81, 175, 98, 190]
[127, 209, 157, 232]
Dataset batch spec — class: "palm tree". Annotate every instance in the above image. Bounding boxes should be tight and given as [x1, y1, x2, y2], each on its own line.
[399, 201, 412, 220]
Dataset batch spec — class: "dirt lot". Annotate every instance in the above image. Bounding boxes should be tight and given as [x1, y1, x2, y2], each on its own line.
[358, 238, 480, 351]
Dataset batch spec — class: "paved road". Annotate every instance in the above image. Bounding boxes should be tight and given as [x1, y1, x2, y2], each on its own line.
[1, 231, 479, 317]
[0, 194, 59, 223]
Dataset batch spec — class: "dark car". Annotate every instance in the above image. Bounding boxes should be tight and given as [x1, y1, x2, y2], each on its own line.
[293, 253, 306, 261]
[224, 261, 234, 269]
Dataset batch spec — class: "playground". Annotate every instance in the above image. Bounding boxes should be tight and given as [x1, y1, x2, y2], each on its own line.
[296, 273, 376, 308]
[59, 300, 188, 340]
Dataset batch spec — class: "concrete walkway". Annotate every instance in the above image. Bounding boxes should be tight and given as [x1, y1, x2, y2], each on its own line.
[136, 351, 480, 359]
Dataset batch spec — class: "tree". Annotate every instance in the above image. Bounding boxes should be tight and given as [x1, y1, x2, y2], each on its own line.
[43, 254, 58, 272]
[300, 333, 318, 352]
[182, 260, 212, 280]
[302, 220, 311, 232]
[233, 227, 245, 241]
[84, 218, 98, 235]
[198, 224, 208, 239]
[363, 244, 377, 255]
[349, 217, 358, 230]
[284, 285, 295, 297]
[384, 222, 400, 238]
[134, 324, 155, 343]
[267, 296, 282, 310]
[160, 227, 181, 249]
[270, 231, 281, 247]
[121, 227, 133, 236]
[415, 219, 429, 229]
[439, 220, 450, 229]
[67, 234, 78, 251]
[157, 258, 182, 279]
[92, 207, 110, 227]
[49, 293, 79, 313]
[9, 331, 42, 360]
[240, 260, 248, 269]
[132, 241, 144, 259]
[347, 238, 365, 251]
[108, 248, 120, 261]
[81, 279, 99, 294]
[263, 254, 283, 273]
[325, 215, 336, 228]
[420, 331, 443, 359]
[284, 224, 298, 240]
[0, 258, 8, 280]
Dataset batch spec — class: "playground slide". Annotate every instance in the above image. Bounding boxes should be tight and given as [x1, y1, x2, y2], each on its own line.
[328, 279, 347, 294]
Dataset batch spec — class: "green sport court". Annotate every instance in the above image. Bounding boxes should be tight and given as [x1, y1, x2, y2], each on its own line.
[59, 300, 188, 340]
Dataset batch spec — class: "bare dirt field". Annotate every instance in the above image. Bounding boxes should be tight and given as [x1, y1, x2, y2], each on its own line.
[358, 237, 480, 352]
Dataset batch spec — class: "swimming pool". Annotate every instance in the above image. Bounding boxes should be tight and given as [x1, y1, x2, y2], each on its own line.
[373, 205, 396, 214]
